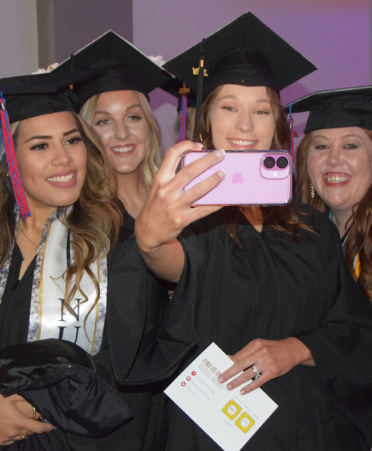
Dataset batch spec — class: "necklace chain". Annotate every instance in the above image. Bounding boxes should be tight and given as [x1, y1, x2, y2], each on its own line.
[18, 224, 39, 248]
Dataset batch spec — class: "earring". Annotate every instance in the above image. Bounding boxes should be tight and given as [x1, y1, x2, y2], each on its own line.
[199, 133, 204, 143]
[310, 182, 315, 199]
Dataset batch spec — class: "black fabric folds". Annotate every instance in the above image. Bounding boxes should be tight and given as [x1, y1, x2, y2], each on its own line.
[286, 86, 372, 133]
[304, 96, 372, 133]
[205, 48, 279, 98]
[0, 340, 131, 439]
[161, 205, 372, 451]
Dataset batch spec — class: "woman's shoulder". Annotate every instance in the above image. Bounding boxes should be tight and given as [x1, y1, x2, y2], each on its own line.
[291, 201, 340, 247]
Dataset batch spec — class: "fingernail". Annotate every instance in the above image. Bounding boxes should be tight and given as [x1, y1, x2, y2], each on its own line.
[195, 142, 203, 148]
[217, 169, 226, 178]
[240, 389, 245, 396]
[218, 376, 225, 383]
[226, 383, 232, 390]
[214, 149, 225, 158]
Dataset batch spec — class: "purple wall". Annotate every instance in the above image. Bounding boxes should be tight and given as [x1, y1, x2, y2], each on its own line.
[133, 0, 370, 149]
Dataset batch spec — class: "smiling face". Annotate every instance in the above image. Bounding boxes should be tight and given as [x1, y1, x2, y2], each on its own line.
[208, 85, 275, 151]
[90, 90, 151, 175]
[15, 111, 87, 213]
[307, 127, 372, 217]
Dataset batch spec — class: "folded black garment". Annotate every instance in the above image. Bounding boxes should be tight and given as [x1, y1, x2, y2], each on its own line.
[0, 339, 132, 438]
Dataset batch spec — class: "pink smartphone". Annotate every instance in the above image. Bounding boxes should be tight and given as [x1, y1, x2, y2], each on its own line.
[181, 150, 292, 206]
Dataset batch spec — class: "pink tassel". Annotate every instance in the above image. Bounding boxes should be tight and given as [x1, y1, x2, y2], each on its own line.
[178, 93, 187, 143]
[0, 97, 30, 219]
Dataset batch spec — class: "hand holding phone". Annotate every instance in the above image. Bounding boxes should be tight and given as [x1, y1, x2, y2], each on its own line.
[181, 150, 292, 206]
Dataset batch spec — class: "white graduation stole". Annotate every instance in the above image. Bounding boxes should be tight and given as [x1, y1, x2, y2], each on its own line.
[27, 218, 107, 355]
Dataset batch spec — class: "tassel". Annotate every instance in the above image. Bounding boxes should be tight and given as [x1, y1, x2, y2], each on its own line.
[0, 96, 30, 219]
[288, 102, 295, 161]
[178, 94, 187, 142]
[193, 39, 206, 142]
[178, 84, 190, 143]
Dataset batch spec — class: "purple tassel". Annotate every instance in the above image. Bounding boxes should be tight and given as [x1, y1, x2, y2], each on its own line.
[0, 97, 31, 219]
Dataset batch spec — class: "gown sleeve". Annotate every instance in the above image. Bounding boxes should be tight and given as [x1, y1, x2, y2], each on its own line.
[295, 213, 372, 445]
[106, 233, 198, 385]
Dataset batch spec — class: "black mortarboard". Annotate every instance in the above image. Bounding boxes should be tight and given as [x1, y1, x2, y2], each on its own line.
[163, 12, 317, 99]
[0, 71, 95, 219]
[0, 70, 97, 123]
[54, 31, 172, 106]
[286, 86, 372, 134]
[161, 78, 197, 111]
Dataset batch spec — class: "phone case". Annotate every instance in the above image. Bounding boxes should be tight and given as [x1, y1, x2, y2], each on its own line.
[181, 150, 292, 206]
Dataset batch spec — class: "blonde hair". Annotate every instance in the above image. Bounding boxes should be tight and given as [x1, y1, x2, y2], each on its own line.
[1, 113, 124, 322]
[80, 90, 163, 192]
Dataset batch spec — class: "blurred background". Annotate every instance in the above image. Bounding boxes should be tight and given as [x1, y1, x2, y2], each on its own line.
[0, 0, 369, 149]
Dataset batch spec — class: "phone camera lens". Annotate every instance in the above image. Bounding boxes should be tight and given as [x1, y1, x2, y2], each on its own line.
[263, 157, 275, 169]
[276, 157, 288, 169]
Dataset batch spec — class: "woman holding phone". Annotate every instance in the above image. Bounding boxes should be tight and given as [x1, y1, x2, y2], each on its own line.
[136, 13, 372, 451]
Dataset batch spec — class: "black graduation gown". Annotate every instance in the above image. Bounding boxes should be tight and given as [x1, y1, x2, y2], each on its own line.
[163, 205, 372, 451]
[0, 214, 196, 451]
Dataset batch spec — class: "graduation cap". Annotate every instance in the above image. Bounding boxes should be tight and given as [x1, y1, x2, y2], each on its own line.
[286, 86, 372, 134]
[161, 78, 197, 111]
[160, 78, 197, 142]
[0, 71, 95, 219]
[0, 71, 98, 123]
[163, 12, 317, 140]
[54, 30, 173, 107]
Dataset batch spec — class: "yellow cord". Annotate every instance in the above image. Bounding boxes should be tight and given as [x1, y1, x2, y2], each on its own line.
[355, 253, 361, 279]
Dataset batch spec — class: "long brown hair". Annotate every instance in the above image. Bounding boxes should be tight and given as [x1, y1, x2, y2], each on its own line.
[296, 129, 372, 300]
[0, 112, 124, 320]
[198, 85, 313, 240]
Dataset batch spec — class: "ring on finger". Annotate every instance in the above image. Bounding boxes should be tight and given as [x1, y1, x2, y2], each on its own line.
[252, 364, 261, 379]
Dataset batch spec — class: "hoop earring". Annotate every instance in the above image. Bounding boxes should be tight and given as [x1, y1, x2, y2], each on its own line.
[199, 133, 204, 143]
[310, 182, 315, 199]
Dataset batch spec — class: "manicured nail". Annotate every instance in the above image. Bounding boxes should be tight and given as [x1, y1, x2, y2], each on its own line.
[214, 149, 225, 158]
[218, 376, 225, 383]
[195, 142, 203, 148]
[226, 383, 232, 390]
[217, 169, 226, 178]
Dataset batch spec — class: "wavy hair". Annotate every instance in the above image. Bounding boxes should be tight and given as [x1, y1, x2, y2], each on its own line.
[197, 86, 313, 240]
[296, 129, 372, 300]
[80, 90, 163, 192]
[0, 112, 124, 322]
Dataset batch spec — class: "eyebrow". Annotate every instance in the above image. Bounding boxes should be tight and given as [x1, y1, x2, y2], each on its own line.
[312, 133, 363, 141]
[217, 95, 270, 103]
[24, 128, 80, 143]
[94, 104, 142, 116]
[341, 133, 363, 140]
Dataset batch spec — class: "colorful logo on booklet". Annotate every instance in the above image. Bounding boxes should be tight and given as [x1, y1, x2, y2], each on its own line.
[222, 400, 255, 433]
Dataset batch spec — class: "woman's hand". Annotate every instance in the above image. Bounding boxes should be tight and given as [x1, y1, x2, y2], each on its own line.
[218, 337, 314, 395]
[0, 394, 54, 446]
[136, 140, 225, 282]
